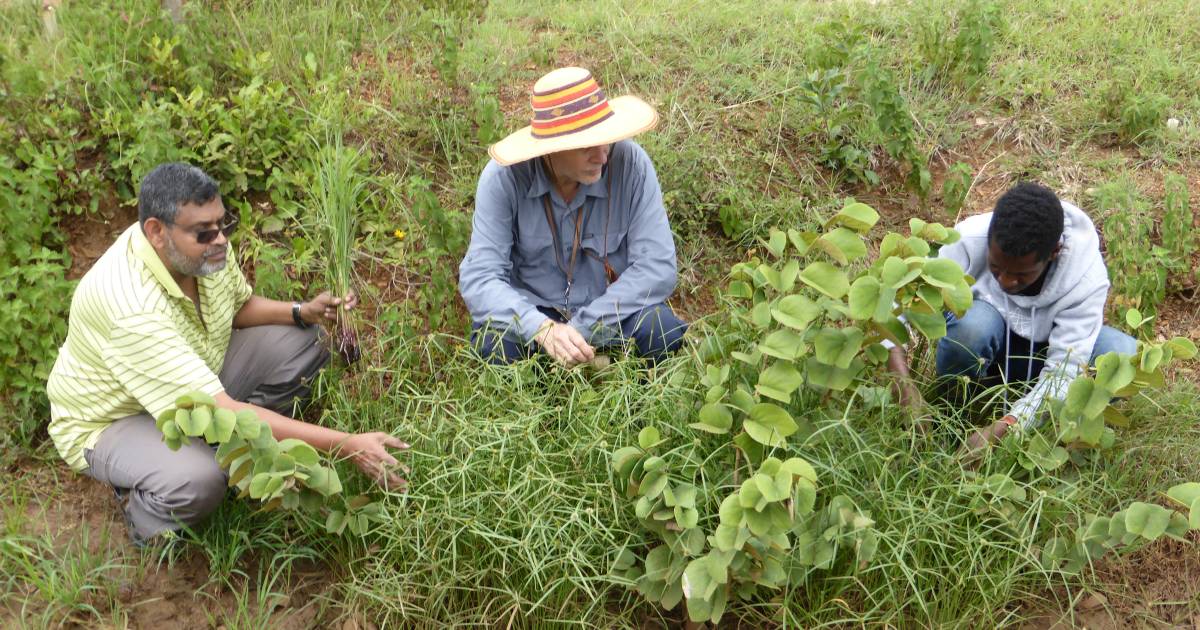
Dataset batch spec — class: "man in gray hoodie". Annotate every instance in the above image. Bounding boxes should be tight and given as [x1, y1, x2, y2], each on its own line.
[890, 182, 1137, 450]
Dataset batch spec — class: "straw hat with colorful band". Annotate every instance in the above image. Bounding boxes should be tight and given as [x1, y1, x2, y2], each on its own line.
[489, 67, 659, 166]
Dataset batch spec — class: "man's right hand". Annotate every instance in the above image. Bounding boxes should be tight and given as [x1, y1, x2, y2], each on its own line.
[535, 321, 595, 367]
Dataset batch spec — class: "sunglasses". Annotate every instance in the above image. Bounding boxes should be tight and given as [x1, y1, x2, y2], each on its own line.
[174, 216, 239, 244]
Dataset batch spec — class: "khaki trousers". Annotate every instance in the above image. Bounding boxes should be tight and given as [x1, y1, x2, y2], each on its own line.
[83, 325, 329, 543]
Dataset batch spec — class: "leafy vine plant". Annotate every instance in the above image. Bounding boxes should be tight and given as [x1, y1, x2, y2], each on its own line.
[611, 201, 974, 623]
[158, 392, 386, 536]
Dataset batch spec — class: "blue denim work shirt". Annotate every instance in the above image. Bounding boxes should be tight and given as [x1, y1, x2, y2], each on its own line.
[458, 140, 678, 346]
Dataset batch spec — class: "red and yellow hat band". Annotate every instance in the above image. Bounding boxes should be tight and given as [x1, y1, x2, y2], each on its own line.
[530, 74, 614, 139]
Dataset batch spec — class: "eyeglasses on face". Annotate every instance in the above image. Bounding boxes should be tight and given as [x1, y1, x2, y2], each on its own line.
[173, 216, 239, 244]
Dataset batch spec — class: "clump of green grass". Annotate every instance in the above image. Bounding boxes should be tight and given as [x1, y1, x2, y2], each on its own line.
[309, 136, 371, 364]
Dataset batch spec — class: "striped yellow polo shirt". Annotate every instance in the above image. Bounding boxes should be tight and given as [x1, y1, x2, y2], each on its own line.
[47, 223, 252, 471]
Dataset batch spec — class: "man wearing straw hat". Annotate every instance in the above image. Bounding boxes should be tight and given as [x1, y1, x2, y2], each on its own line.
[460, 67, 687, 366]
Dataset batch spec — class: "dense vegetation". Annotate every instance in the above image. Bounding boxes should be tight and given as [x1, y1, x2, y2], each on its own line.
[2, 0, 1199, 626]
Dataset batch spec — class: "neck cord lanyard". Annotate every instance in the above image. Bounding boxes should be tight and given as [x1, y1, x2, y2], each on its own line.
[541, 171, 616, 310]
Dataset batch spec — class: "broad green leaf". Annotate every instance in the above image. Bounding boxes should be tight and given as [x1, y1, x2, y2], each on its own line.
[817, 227, 867, 265]
[772, 294, 822, 330]
[640, 470, 669, 499]
[765, 228, 787, 258]
[921, 258, 965, 289]
[161, 420, 182, 450]
[718, 494, 744, 525]
[692, 403, 733, 434]
[727, 280, 752, 299]
[806, 357, 861, 391]
[730, 387, 756, 414]
[711, 523, 739, 552]
[813, 328, 864, 369]
[751, 299, 772, 328]
[1063, 377, 1110, 419]
[743, 403, 799, 448]
[941, 281, 973, 316]
[847, 276, 882, 322]
[1139, 345, 1164, 373]
[272, 453, 297, 474]
[1125, 502, 1172, 540]
[733, 432, 764, 463]
[682, 557, 717, 602]
[248, 472, 275, 499]
[906, 236, 931, 257]
[643, 456, 666, 472]
[215, 437, 248, 467]
[828, 201, 880, 233]
[1125, 307, 1144, 330]
[739, 478, 766, 511]
[759, 328, 806, 361]
[644, 545, 672, 581]
[1102, 405, 1130, 428]
[788, 229, 817, 254]
[879, 256, 922, 288]
[210, 408, 237, 443]
[1094, 353, 1135, 393]
[731, 349, 762, 365]
[638, 426, 662, 450]
[325, 510, 347, 535]
[743, 505, 774, 536]
[279, 439, 321, 467]
[177, 406, 211, 438]
[779, 259, 800, 292]
[612, 446, 643, 476]
[754, 473, 788, 503]
[1166, 482, 1200, 509]
[670, 483, 697, 509]
[755, 264, 781, 291]
[794, 480, 817, 515]
[799, 262, 850, 299]
[1168, 511, 1192, 539]
[675, 506, 700, 529]
[756, 361, 803, 403]
[1168, 337, 1198, 359]
[874, 316, 911, 346]
[906, 308, 948, 340]
[781, 457, 818, 485]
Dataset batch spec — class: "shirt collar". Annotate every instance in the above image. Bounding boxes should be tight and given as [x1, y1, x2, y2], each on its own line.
[524, 158, 610, 201]
[129, 223, 187, 300]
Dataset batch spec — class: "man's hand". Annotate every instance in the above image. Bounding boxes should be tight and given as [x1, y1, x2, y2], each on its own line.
[885, 345, 928, 420]
[340, 432, 409, 490]
[961, 416, 1017, 463]
[535, 321, 595, 367]
[301, 291, 358, 326]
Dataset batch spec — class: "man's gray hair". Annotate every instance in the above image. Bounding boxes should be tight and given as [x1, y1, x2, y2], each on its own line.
[138, 163, 220, 227]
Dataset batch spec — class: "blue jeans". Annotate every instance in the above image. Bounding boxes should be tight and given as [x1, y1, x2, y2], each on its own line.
[471, 303, 688, 365]
[935, 300, 1137, 383]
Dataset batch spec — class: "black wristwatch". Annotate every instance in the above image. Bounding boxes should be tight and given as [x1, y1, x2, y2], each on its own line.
[292, 302, 312, 328]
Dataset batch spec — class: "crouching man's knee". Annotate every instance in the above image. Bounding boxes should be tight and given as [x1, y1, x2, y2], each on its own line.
[130, 451, 227, 541]
[624, 304, 689, 362]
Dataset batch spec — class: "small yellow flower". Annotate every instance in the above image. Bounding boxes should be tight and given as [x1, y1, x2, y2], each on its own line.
[393, 229, 406, 240]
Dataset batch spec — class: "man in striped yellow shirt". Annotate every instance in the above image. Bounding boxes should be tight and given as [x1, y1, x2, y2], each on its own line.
[47, 162, 407, 545]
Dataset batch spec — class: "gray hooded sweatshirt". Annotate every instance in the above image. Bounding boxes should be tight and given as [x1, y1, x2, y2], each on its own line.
[939, 201, 1111, 428]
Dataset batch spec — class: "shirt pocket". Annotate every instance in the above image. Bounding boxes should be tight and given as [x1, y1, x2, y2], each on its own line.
[513, 238, 563, 297]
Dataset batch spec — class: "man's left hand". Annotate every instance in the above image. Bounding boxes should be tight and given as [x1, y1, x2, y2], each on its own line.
[300, 291, 358, 325]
